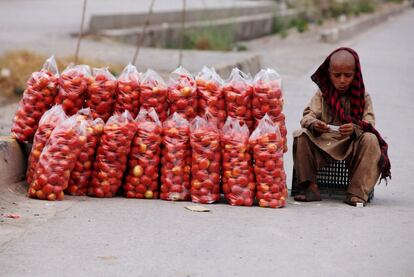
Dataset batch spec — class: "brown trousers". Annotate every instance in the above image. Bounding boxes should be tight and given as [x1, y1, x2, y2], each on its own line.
[293, 133, 381, 201]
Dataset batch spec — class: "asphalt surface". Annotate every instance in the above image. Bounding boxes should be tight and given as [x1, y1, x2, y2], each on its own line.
[0, 5, 413, 277]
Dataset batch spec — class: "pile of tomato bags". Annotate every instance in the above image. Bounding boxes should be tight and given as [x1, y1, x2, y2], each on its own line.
[13, 57, 288, 208]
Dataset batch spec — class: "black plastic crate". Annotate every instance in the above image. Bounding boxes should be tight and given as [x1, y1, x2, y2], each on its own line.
[317, 160, 350, 192]
[291, 160, 374, 202]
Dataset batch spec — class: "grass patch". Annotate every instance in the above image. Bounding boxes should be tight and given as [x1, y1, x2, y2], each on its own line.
[272, 16, 290, 38]
[328, 0, 375, 18]
[272, 12, 310, 37]
[0, 50, 124, 100]
[289, 16, 309, 33]
[181, 26, 235, 51]
[353, 0, 375, 15]
[235, 43, 248, 51]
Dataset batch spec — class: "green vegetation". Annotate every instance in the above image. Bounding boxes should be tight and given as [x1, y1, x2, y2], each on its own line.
[168, 0, 401, 50]
[316, 18, 324, 26]
[272, 17, 289, 37]
[289, 15, 309, 33]
[182, 26, 235, 51]
[235, 43, 248, 51]
[0, 50, 123, 98]
[272, 13, 309, 37]
[328, 0, 375, 18]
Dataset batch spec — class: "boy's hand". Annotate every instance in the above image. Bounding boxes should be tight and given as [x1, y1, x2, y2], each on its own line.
[313, 120, 329, 134]
[339, 123, 354, 136]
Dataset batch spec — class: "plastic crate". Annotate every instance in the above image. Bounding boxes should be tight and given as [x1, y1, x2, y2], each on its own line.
[291, 160, 374, 202]
[317, 160, 349, 193]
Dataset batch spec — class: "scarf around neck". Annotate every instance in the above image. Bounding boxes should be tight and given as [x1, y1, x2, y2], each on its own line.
[311, 47, 391, 182]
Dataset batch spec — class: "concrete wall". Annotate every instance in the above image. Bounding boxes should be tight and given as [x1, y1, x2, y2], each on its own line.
[89, 4, 276, 33]
[320, 2, 411, 43]
[215, 55, 262, 80]
[100, 12, 277, 48]
[88, 2, 300, 48]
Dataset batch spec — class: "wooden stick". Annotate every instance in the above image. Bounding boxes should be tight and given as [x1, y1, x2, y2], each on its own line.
[200, 0, 212, 26]
[132, 0, 156, 65]
[74, 0, 88, 64]
[178, 0, 187, 67]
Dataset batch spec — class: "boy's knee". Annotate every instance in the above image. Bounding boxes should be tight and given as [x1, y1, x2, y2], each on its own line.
[293, 134, 310, 155]
[360, 132, 378, 144]
[296, 134, 310, 145]
[359, 132, 380, 152]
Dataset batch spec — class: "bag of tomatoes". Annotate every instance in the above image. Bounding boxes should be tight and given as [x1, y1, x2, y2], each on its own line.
[55, 64, 91, 115]
[114, 63, 141, 118]
[252, 69, 287, 152]
[273, 113, 288, 153]
[11, 56, 59, 142]
[89, 111, 137, 198]
[26, 105, 68, 185]
[139, 69, 168, 122]
[196, 66, 226, 129]
[221, 117, 255, 206]
[66, 108, 104, 196]
[160, 112, 191, 201]
[86, 67, 118, 122]
[190, 114, 221, 204]
[168, 66, 197, 121]
[249, 114, 287, 208]
[223, 68, 254, 132]
[124, 108, 162, 199]
[28, 114, 87, 201]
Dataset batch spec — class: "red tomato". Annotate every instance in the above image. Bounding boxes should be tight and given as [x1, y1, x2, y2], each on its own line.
[12, 61, 59, 142]
[160, 113, 191, 201]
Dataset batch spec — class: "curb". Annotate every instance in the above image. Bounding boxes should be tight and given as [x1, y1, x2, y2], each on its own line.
[0, 136, 27, 184]
[99, 13, 275, 49]
[215, 55, 262, 79]
[89, 4, 275, 33]
[320, 3, 411, 43]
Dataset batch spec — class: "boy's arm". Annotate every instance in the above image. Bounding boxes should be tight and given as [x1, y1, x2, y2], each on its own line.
[353, 93, 376, 137]
[300, 91, 323, 131]
[362, 93, 375, 126]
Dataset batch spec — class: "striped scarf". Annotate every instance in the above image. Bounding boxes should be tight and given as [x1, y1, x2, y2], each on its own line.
[311, 47, 391, 182]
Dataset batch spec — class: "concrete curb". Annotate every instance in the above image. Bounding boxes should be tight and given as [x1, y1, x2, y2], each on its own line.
[215, 55, 262, 79]
[320, 2, 411, 43]
[0, 136, 27, 184]
[89, 3, 276, 33]
[99, 13, 275, 48]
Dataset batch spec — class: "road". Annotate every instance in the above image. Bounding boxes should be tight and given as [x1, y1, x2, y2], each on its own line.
[0, 7, 413, 277]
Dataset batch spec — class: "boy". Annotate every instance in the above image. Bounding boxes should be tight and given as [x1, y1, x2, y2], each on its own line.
[292, 47, 390, 206]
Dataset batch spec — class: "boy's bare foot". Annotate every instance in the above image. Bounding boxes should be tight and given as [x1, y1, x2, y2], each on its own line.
[293, 182, 321, 202]
[344, 193, 366, 206]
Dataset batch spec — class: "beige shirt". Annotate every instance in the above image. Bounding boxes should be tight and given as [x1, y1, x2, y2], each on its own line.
[293, 90, 375, 160]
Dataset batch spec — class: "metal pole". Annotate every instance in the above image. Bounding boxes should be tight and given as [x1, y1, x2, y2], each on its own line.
[74, 0, 87, 64]
[178, 0, 187, 67]
[132, 0, 156, 65]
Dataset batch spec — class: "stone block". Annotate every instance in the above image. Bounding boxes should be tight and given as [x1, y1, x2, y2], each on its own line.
[0, 136, 26, 184]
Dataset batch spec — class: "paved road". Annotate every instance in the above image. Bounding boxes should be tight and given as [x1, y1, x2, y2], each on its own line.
[1, 7, 413, 277]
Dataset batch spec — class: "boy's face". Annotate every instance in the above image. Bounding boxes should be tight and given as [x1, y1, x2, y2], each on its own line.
[328, 62, 355, 94]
